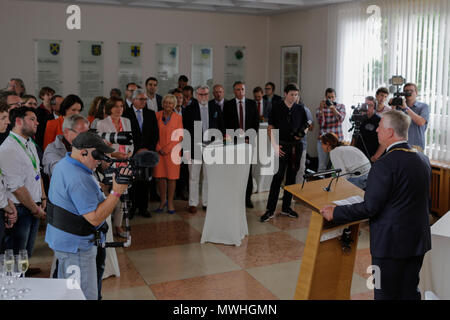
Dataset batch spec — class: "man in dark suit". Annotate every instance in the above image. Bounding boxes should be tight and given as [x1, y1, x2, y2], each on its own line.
[253, 86, 272, 122]
[223, 81, 259, 208]
[210, 84, 226, 112]
[122, 88, 159, 218]
[183, 85, 223, 213]
[263, 82, 282, 107]
[320, 110, 431, 300]
[145, 77, 162, 112]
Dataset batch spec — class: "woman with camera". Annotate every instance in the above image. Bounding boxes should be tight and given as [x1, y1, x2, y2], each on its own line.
[153, 94, 183, 214]
[320, 132, 371, 190]
[96, 97, 133, 238]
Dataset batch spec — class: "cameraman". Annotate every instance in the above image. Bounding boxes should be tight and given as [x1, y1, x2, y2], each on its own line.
[45, 132, 130, 300]
[352, 96, 384, 162]
[390, 83, 429, 152]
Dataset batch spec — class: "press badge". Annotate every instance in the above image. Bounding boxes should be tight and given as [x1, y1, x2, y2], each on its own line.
[35, 174, 40, 181]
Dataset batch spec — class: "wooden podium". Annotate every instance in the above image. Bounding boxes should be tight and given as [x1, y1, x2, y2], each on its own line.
[284, 177, 367, 300]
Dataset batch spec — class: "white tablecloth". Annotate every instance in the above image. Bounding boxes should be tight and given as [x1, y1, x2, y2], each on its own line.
[252, 123, 273, 193]
[419, 211, 450, 300]
[7, 278, 85, 300]
[201, 143, 251, 246]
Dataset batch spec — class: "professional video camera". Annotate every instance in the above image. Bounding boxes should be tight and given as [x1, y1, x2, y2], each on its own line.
[388, 75, 411, 107]
[349, 103, 368, 129]
[93, 150, 159, 185]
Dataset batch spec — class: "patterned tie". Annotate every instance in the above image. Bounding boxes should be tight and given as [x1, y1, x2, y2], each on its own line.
[239, 100, 244, 130]
[136, 109, 143, 131]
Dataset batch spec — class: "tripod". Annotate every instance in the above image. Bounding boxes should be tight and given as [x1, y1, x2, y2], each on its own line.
[349, 124, 371, 161]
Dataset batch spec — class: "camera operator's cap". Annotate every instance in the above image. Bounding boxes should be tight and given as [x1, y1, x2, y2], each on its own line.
[72, 132, 115, 154]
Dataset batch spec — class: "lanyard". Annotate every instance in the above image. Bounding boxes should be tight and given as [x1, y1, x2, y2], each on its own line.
[9, 133, 38, 172]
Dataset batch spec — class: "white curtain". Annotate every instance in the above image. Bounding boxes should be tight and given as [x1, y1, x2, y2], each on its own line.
[327, 0, 450, 162]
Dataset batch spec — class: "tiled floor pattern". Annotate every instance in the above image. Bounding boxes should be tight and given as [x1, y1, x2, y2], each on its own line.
[30, 192, 374, 300]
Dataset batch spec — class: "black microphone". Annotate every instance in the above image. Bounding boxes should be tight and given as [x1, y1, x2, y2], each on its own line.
[324, 171, 361, 192]
[132, 151, 159, 168]
[303, 168, 342, 180]
[162, 116, 165, 122]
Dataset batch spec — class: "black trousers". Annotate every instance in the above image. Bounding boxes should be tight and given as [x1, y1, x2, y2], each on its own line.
[246, 165, 253, 203]
[372, 255, 425, 300]
[266, 143, 302, 213]
[129, 180, 150, 214]
[176, 162, 189, 197]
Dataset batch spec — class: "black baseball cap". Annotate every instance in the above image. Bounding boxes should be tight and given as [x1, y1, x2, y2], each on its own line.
[72, 132, 115, 154]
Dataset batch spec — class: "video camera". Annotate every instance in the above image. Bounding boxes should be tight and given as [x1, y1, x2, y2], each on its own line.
[93, 150, 159, 185]
[349, 103, 368, 129]
[291, 120, 312, 139]
[388, 75, 411, 107]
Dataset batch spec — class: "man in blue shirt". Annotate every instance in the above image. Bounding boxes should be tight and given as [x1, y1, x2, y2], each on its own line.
[45, 132, 130, 300]
[393, 83, 429, 152]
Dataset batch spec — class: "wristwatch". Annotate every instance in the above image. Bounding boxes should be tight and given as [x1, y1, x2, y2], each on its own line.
[404, 106, 410, 112]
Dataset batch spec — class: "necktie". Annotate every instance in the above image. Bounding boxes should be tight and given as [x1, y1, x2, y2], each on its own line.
[201, 105, 208, 134]
[257, 101, 261, 116]
[239, 100, 244, 130]
[136, 109, 143, 131]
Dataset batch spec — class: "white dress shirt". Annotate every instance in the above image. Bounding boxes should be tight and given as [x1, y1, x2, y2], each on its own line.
[0, 131, 42, 204]
[147, 96, 158, 112]
[199, 103, 209, 134]
[235, 97, 246, 130]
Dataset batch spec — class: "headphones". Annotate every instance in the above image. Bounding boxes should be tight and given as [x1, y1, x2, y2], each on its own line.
[82, 151, 88, 157]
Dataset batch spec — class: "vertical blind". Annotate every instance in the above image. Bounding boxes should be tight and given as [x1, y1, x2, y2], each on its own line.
[327, 0, 449, 162]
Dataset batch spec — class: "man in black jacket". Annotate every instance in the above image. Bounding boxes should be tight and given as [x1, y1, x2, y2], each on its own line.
[183, 85, 223, 213]
[223, 81, 259, 208]
[260, 84, 308, 222]
[320, 110, 431, 300]
[122, 89, 159, 218]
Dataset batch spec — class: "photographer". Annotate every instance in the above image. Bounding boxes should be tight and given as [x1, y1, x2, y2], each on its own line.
[351, 96, 384, 162]
[316, 88, 346, 171]
[390, 83, 429, 152]
[45, 132, 130, 300]
[260, 84, 308, 222]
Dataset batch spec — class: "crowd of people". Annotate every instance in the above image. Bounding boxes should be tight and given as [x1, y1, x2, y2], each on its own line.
[0, 75, 431, 300]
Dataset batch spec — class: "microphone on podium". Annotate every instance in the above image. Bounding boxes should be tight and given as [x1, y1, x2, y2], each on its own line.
[323, 171, 361, 192]
[301, 168, 342, 189]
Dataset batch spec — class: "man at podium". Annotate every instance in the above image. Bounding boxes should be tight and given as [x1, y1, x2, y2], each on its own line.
[320, 110, 431, 300]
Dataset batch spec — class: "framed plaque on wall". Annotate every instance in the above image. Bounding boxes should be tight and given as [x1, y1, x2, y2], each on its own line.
[281, 46, 301, 91]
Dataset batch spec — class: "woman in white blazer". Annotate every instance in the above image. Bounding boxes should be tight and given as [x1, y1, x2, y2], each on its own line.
[96, 97, 134, 239]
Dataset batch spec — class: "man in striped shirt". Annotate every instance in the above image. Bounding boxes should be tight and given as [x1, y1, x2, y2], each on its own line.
[316, 88, 346, 171]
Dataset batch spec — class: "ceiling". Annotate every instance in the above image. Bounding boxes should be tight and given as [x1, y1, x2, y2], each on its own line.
[26, 0, 357, 15]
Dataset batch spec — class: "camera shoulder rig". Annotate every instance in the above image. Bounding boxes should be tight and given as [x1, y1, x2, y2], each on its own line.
[47, 200, 108, 237]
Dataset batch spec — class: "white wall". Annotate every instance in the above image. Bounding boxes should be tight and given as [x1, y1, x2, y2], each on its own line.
[1, 0, 330, 155]
[268, 7, 329, 156]
[0, 0, 269, 98]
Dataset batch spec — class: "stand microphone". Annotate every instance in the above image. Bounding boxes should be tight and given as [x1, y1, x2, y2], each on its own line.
[302, 168, 342, 189]
[323, 171, 361, 192]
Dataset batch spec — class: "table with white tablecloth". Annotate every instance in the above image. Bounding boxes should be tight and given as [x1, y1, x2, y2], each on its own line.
[419, 211, 450, 300]
[252, 122, 273, 193]
[5, 278, 85, 300]
[201, 143, 251, 246]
